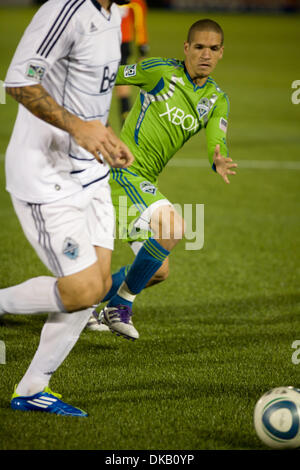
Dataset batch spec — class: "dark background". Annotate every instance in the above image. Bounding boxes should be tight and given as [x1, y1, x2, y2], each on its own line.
[31, 0, 300, 11]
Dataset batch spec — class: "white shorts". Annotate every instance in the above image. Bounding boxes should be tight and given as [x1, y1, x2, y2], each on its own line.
[11, 180, 115, 277]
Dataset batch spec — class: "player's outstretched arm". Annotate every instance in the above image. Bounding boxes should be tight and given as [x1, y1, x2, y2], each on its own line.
[6, 84, 131, 168]
[213, 144, 237, 184]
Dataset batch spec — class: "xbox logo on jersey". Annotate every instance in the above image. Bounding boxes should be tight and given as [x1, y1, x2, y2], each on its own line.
[159, 103, 200, 133]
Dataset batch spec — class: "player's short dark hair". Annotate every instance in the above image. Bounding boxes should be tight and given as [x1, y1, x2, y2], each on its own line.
[187, 19, 224, 45]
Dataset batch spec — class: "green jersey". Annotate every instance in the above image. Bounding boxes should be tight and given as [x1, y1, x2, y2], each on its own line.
[116, 57, 229, 183]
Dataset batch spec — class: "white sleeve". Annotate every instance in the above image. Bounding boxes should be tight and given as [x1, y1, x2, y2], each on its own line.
[5, 0, 80, 87]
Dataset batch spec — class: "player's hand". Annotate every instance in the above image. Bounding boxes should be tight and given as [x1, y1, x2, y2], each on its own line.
[105, 126, 134, 168]
[111, 139, 134, 168]
[71, 120, 121, 166]
[213, 144, 237, 184]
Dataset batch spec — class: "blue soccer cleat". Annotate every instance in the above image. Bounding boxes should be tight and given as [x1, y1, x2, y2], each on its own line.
[11, 386, 88, 417]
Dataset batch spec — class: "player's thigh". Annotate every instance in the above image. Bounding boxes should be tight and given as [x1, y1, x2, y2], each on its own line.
[110, 169, 171, 243]
[57, 260, 104, 311]
[58, 244, 113, 313]
[11, 190, 99, 279]
[57, 246, 113, 311]
[86, 181, 115, 294]
[95, 246, 113, 296]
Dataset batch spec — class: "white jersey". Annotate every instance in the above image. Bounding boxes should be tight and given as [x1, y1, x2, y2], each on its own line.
[5, 0, 122, 203]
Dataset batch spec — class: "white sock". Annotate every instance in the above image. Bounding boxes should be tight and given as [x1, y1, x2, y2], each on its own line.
[0, 276, 65, 314]
[16, 308, 92, 396]
[117, 282, 136, 303]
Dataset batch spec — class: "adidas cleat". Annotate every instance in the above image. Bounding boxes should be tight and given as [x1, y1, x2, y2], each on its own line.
[11, 386, 88, 417]
[86, 314, 110, 332]
[99, 305, 139, 341]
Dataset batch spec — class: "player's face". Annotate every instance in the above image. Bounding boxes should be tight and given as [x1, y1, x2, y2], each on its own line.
[184, 30, 224, 82]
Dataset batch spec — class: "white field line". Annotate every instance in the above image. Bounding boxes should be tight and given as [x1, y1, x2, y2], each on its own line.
[0, 153, 299, 170]
[168, 159, 300, 170]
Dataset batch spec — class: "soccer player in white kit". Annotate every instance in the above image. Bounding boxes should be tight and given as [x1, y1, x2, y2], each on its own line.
[0, 0, 133, 417]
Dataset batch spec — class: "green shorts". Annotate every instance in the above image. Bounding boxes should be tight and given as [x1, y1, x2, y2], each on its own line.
[110, 168, 171, 243]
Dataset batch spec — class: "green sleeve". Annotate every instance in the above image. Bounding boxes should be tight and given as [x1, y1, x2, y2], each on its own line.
[116, 57, 167, 92]
[205, 93, 230, 170]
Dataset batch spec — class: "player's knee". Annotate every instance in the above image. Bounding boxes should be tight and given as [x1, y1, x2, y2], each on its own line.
[172, 214, 186, 241]
[58, 277, 104, 312]
[151, 206, 184, 242]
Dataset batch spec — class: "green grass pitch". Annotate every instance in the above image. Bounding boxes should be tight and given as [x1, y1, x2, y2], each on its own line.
[0, 7, 299, 450]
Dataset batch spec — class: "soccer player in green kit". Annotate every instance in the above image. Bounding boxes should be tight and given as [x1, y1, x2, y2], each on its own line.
[89, 19, 237, 339]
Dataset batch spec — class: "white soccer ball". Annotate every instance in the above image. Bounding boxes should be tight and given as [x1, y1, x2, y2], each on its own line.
[254, 386, 300, 449]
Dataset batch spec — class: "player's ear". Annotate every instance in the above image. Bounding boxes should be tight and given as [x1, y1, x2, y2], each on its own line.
[184, 41, 189, 56]
[219, 46, 224, 59]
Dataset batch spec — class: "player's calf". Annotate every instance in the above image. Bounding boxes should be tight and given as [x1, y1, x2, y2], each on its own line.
[147, 257, 169, 287]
